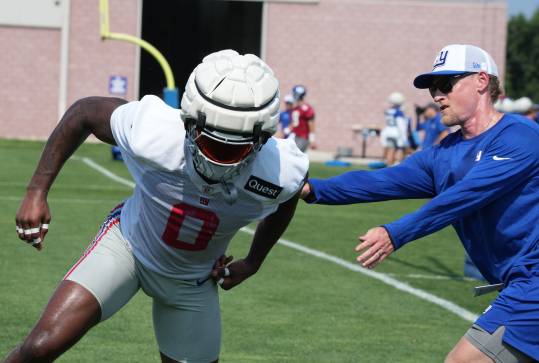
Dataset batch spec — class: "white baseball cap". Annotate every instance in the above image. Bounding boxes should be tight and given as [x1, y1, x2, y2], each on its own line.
[414, 44, 499, 89]
[284, 94, 295, 104]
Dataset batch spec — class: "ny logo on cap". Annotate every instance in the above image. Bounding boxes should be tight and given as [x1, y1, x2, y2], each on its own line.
[433, 50, 448, 69]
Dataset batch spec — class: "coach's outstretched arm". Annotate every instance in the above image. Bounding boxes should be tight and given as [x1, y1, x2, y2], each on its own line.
[212, 191, 300, 290]
[15, 97, 127, 250]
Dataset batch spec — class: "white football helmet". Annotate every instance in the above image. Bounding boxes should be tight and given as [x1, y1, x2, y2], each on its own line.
[513, 97, 533, 114]
[180, 49, 280, 183]
[388, 92, 405, 106]
[500, 98, 514, 113]
[292, 85, 307, 101]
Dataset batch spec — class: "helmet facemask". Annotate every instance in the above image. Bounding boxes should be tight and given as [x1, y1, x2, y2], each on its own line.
[183, 112, 270, 183]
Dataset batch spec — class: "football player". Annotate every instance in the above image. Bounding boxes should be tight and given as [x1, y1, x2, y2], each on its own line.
[7, 50, 308, 363]
[290, 85, 316, 151]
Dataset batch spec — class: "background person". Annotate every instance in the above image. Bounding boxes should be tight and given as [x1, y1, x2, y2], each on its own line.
[380, 92, 409, 165]
[416, 102, 448, 149]
[301, 44, 539, 363]
[513, 97, 538, 122]
[290, 85, 316, 152]
[6, 50, 308, 363]
[276, 94, 295, 138]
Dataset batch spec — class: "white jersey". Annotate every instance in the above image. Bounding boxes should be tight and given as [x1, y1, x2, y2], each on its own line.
[110, 95, 309, 280]
[381, 107, 409, 148]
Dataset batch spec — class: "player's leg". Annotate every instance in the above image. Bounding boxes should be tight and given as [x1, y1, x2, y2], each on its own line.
[135, 262, 221, 363]
[154, 286, 220, 363]
[445, 325, 533, 363]
[294, 136, 309, 153]
[4, 208, 140, 362]
[159, 352, 218, 363]
[386, 146, 395, 165]
[4, 280, 100, 362]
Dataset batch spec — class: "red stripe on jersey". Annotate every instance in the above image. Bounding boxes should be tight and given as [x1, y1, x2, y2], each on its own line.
[63, 217, 120, 280]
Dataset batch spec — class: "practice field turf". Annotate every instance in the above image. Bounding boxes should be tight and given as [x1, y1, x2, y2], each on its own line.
[0, 139, 495, 362]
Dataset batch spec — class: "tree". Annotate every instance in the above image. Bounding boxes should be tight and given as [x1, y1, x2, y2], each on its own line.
[505, 8, 539, 101]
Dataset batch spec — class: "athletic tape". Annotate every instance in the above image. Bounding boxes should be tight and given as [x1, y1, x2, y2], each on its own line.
[32, 238, 42, 246]
[224, 267, 230, 277]
[30, 227, 40, 234]
[217, 278, 225, 285]
[41, 223, 49, 230]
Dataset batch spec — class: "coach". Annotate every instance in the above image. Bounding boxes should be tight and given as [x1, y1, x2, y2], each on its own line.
[301, 44, 539, 363]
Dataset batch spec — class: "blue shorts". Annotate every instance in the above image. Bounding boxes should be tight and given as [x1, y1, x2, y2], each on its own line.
[475, 265, 539, 360]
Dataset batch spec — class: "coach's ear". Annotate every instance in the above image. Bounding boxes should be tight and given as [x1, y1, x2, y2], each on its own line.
[476, 71, 490, 94]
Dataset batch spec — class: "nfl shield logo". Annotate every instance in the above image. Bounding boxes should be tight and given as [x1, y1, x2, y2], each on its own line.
[202, 185, 213, 194]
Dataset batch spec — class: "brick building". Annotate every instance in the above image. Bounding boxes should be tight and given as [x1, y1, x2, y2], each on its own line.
[0, 0, 506, 157]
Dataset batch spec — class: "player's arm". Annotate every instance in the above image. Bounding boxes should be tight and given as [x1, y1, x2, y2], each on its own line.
[308, 117, 316, 148]
[15, 97, 127, 250]
[212, 191, 300, 290]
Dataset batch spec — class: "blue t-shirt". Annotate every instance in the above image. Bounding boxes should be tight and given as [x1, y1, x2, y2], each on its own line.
[418, 113, 447, 149]
[279, 110, 291, 130]
[309, 114, 539, 284]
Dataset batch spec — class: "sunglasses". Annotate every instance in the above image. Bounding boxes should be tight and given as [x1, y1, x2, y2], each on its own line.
[194, 130, 254, 165]
[429, 72, 475, 97]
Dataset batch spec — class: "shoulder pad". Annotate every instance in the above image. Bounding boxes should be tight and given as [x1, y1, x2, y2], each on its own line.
[128, 95, 185, 171]
[237, 137, 308, 203]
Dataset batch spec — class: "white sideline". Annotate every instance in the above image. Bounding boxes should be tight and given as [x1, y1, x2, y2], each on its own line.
[76, 155, 478, 323]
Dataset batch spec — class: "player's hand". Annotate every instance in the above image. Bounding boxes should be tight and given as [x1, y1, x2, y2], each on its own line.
[211, 255, 258, 290]
[15, 189, 51, 251]
[355, 226, 394, 269]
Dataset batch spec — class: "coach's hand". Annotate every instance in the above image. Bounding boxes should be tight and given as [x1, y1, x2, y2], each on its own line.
[299, 182, 312, 200]
[355, 226, 394, 269]
[211, 255, 258, 290]
[15, 189, 51, 251]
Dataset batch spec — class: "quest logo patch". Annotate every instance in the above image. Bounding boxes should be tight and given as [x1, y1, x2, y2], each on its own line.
[244, 176, 283, 199]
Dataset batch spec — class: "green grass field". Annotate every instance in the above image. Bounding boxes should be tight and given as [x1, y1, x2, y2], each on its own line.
[0, 139, 495, 362]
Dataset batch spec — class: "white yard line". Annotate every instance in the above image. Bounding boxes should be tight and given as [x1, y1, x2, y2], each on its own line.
[76, 156, 479, 323]
[386, 273, 477, 282]
[72, 156, 135, 189]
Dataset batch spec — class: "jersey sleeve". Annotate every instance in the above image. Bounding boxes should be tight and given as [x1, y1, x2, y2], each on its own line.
[308, 148, 436, 205]
[277, 138, 309, 202]
[244, 137, 309, 204]
[110, 95, 185, 171]
[110, 98, 140, 156]
[384, 122, 539, 249]
[303, 104, 315, 120]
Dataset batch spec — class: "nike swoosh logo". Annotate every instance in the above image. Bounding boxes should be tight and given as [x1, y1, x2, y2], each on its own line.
[196, 276, 211, 286]
[492, 156, 511, 161]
